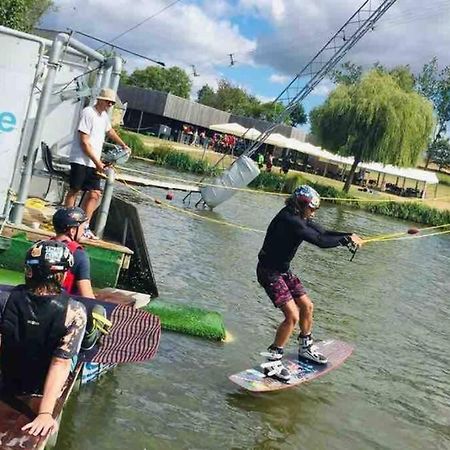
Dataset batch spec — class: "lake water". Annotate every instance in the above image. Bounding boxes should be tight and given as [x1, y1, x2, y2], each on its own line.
[57, 163, 450, 450]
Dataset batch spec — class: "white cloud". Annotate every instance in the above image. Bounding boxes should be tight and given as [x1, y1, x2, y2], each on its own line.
[311, 79, 335, 97]
[269, 73, 290, 84]
[42, 0, 256, 75]
[240, 0, 450, 77]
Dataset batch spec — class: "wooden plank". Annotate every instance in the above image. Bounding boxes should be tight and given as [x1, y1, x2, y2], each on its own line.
[2, 224, 134, 255]
[115, 172, 200, 193]
[0, 364, 82, 450]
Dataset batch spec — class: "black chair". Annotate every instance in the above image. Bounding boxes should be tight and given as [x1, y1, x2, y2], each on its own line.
[40, 142, 70, 199]
[41, 142, 69, 179]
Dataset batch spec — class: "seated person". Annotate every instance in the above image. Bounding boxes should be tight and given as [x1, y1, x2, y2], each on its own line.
[0, 240, 104, 437]
[52, 207, 95, 298]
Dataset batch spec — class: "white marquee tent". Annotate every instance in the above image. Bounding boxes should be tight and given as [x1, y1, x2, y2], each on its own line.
[209, 123, 439, 186]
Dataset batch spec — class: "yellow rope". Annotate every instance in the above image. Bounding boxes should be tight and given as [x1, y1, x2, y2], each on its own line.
[362, 223, 450, 243]
[369, 229, 450, 242]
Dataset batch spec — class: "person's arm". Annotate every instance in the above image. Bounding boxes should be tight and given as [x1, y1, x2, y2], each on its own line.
[304, 220, 363, 248]
[307, 220, 352, 237]
[291, 218, 350, 249]
[106, 128, 131, 152]
[79, 132, 104, 172]
[21, 301, 87, 436]
[73, 249, 95, 298]
[21, 357, 71, 436]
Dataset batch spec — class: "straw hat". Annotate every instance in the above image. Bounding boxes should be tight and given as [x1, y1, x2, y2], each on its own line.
[96, 88, 116, 103]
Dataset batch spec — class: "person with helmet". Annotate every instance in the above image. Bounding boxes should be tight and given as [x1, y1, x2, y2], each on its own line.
[0, 240, 87, 437]
[52, 206, 95, 298]
[257, 185, 363, 381]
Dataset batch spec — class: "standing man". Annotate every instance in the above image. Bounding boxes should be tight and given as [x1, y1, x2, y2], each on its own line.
[52, 207, 95, 298]
[65, 88, 130, 239]
[257, 185, 363, 381]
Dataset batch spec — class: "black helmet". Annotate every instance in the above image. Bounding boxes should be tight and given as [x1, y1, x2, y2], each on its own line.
[25, 240, 74, 282]
[53, 207, 88, 233]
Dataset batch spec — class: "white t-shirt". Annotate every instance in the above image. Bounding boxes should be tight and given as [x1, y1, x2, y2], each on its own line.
[70, 106, 112, 168]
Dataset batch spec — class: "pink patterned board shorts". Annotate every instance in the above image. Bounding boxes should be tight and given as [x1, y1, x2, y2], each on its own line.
[256, 264, 307, 308]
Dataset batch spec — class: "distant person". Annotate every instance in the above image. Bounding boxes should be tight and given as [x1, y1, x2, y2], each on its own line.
[265, 152, 274, 172]
[257, 153, 265, 169]
[65, 88, 130, 239]
[281, 158, 291, 175]
[191, 129, 199, 146]
[256, 185, 363, 381]
[0, 240, 87, 437]
[52, 207, 95, 298]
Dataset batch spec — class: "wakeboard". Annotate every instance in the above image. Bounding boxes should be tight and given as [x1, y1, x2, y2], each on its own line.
[229, 339, 353, 392]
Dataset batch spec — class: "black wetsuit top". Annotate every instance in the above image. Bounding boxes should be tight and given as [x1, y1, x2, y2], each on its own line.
[258, 206, 351, 272]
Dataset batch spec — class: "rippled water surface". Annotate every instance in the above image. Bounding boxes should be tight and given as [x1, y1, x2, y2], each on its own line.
[57, 163, 450, 450]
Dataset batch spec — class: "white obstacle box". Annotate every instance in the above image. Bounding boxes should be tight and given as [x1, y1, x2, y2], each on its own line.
[200, 155, 260, 209]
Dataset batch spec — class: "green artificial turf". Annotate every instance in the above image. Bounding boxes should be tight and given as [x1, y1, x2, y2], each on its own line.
[144, 299, 226, 341]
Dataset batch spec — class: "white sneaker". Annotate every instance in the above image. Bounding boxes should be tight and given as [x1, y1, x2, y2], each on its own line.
[298, 344, 328, 364]
[83, 227, 99, 240]
[261, 360, 291, 382]
[298, 334, 328, 364]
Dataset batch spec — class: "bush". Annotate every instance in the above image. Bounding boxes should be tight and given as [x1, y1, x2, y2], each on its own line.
[346, 200, 450, 226]
[283, 173, 310, 193]
[437, 171, 450, 187]
[147, 145, 221, 176]
[249, 172, 309, 193]
[116, 129, 147, 156]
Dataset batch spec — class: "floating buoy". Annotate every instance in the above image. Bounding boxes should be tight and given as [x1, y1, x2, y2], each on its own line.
[407, 227, 420, 234]
[155, 198, 162, 205]
[166, 191, 174, 201]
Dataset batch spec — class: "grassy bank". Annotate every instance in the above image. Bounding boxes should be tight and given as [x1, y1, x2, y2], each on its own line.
[120, 130, 450, 226]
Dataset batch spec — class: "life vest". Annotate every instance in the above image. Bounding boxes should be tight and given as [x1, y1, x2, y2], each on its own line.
[52, 238, 83, 295]
[0, 285, 68, 395]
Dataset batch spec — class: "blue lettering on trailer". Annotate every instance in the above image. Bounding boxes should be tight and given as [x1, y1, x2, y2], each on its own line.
[0, 111, 17, 133]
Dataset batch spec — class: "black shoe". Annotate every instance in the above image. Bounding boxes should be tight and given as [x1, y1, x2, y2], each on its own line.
[260, 345, 284, 361]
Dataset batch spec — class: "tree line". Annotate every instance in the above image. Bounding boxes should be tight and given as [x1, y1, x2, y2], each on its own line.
[311, 61, 450, 191]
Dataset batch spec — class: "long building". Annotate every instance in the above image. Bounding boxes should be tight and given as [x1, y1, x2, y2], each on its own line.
[118, 85, 306, 142]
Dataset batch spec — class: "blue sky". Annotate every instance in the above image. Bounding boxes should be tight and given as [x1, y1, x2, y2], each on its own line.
[42, 0, 450, 132]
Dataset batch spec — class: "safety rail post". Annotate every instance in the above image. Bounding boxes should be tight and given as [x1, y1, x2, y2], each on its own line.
[94, 167, 115, 239]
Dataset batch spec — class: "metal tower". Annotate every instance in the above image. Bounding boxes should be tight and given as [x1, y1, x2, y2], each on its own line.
[193, 0, 400, 209]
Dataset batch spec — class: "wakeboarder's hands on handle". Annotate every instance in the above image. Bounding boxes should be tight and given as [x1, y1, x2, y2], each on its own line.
[350, 234, 364, 248]
[22, 413, 58, 437]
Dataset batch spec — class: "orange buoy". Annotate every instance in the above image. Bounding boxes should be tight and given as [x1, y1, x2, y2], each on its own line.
[155, 198, 162, 205]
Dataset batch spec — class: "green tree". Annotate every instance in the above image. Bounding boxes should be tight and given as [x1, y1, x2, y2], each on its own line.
[197, 79, 307, 126]
[428, 138, 450, 171]
[288, 103, 307, 127]
[197, 84, 216, 105]
[415, 58, 450, 167]
[125, 66, 192, 99]
[310, 70, 435, 192]
[0, 0, 53, 32]
[330, 61, 363, 86]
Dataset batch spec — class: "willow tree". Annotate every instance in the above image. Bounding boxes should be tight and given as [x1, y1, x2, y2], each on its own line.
[310, 70, 435, 192]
